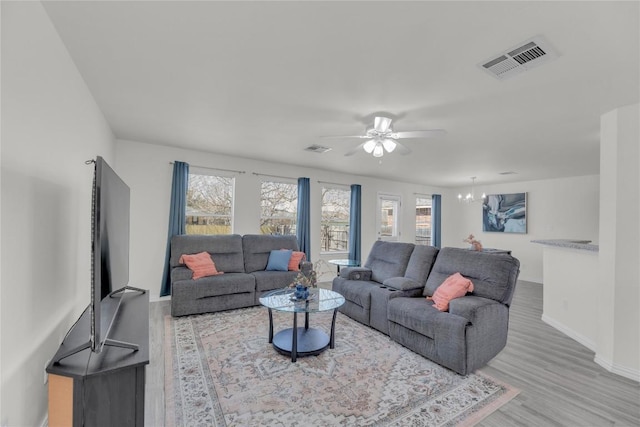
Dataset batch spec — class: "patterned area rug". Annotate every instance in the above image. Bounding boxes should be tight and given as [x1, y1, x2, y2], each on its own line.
[165, 307, 518, 426]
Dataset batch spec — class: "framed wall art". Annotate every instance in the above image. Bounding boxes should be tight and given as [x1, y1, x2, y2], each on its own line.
[482, 192, 527, 233]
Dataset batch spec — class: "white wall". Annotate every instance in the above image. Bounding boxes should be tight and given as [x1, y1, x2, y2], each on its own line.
[540, 246, 599, 350]
[0, 2, 115, 426]
[442, 175, 600, 283]
[114, 139, 446, 296]
[597, 103, 639, 380]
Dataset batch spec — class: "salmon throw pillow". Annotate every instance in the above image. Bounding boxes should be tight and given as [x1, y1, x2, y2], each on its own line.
[287, 250, 306, 271]
[427, 272, 474, 311]
[179, 252, 223, 280]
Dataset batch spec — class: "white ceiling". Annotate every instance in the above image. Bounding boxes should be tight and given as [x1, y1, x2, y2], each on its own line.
[42, 1, 639, 187]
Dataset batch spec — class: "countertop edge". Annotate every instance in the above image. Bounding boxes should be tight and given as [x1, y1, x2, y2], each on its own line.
[531, 239, 599, 252]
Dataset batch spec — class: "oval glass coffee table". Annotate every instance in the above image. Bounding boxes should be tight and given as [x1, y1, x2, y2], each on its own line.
[259, 288, 345, 362]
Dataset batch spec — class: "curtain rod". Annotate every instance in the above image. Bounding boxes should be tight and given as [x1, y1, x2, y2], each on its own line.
[169, 162, 245, 174]
[318, 180, 351, 187]
[413, 192, 433, 196]
[252, 172, 297, 180]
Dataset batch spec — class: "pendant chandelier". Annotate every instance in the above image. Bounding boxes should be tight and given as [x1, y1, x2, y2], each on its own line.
[458, 177, 486, 203]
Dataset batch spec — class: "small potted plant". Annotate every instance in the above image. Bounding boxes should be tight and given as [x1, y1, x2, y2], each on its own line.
[289, 270, 318, 299]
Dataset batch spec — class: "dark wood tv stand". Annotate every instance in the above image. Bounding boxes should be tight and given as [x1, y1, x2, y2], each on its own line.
[47, 291, 149, 427]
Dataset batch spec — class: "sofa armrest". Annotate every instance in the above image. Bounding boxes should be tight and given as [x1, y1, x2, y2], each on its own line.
[448, 296, 506, 325]
[383, 277, 424, 291]
[170, 266, 193, 283]
[339, 267, 372, 281]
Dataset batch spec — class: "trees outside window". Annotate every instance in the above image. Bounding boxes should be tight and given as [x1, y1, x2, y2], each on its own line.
[260, 181, 297, 235]
[321, 187, 350, 252]
[415, 196, 432, 245]
[186, 173, 234, 234]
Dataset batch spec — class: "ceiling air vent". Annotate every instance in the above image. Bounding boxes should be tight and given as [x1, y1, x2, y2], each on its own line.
[305, 144, 332, 154]
[478, 36, 559, 81]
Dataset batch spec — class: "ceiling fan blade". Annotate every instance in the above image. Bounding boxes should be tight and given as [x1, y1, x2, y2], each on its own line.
[320, 135, 369, 139]
[393, 129, 447, 139]
[344, 142, 366, 156]
[394, 141, 412, 155]
[374, 116, 392, 132]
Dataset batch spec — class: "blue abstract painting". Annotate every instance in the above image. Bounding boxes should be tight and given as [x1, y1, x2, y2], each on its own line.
[482, 193, 527, 233]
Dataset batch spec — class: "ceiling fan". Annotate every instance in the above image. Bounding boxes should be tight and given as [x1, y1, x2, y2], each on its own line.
[323, 116, 446, 157]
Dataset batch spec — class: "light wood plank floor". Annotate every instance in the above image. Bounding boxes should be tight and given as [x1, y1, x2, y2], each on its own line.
[145, 281, 640, 426]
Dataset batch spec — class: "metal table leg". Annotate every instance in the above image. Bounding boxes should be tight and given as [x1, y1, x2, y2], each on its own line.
[330, 308, 338, 349]
[292, 312, 298, 362]
[267, 308, 274, 343]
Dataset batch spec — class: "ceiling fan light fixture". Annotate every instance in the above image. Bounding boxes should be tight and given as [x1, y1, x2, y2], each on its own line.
[363, 140, 376, 153]
[382, 139, 397, 153]
[373, 143, 384, 158]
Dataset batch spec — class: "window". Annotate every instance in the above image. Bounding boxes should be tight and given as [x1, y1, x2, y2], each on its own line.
[260, 181, 297, 235]
[186, 173, 234, 234]
[321, 187, 350, 252]
[377, 193, 401, 241]
[415, 196, 432, 245]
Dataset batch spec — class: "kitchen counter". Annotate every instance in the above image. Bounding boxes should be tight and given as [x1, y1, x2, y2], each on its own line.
[531, 239, 598, 252]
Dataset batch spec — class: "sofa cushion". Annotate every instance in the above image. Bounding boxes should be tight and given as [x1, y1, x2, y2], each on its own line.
[364, 241, 415, 283]
[338, 267, 372, 281]
[173, 272, 255, 299]
[383, 277, 423, 291]
[179, 251, 223, 279]
[428, 272, 474, 311]
[266, 249, 291, 271]
[387, 297, 469, 339]
[424, 247, 520, 306]
[288, 251, 306, 271]
[404, 245, 439, 285]
[243, 234, 299, 273]
[252, 270, 299, 293]
[171, 234, 245, 273]
[332, 279, 374, 310]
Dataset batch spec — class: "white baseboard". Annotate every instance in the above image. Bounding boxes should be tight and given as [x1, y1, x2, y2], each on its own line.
[150, 294, 171, 303]
[542, 314, 640, 383]
[541, 313, 596, 351]
[594, 355, 640, 382]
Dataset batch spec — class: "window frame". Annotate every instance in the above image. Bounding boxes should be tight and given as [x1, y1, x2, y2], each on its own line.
[415, 195, 432, 246]
[259, 179, 298, 236]
[320, 185, 351, 254]
[185, 168, 235, 235]
[377, 193, 402, 242]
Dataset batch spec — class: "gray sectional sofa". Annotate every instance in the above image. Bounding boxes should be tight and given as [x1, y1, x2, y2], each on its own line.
[333, 242, 520, 375]
[170, 234, 311, 316]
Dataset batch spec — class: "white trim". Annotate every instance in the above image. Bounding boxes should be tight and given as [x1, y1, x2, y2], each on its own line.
[594, 355, 640, 383]
[541, 314, 596, 351]
[150, 294, 171, 303]
[542, 314, 640, 383]
[376, 193, 402, 242]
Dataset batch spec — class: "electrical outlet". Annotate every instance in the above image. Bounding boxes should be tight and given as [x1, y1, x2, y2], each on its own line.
[44, 358, 51, 385]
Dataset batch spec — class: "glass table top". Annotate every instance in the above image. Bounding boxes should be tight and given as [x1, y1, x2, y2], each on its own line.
[328, 259, 360, 268]
[259, 288, 345, 313]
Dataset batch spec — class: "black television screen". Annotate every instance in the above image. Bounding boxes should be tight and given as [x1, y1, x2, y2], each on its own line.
[92, 156, 130, 351]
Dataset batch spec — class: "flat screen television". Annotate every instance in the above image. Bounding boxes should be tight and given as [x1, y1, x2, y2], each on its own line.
[91, 156, 132, 351]
[54, 156, 144, 363]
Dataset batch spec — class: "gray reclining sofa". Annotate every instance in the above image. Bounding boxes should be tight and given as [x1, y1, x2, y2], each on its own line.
[333, 242, 520, 375]
[170, 234, 311, 316]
